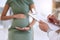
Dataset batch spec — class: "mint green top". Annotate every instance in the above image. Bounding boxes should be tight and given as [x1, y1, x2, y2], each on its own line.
[6, 0, 34, 40]
[6, 0, 34, 14]
[6, 0, 34, 29]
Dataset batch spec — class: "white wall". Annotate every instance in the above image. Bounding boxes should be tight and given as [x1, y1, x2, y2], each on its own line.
[0, 0, 7, 7]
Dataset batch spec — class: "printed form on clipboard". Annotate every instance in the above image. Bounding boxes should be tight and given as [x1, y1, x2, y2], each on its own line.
[28, 11, 60, 32]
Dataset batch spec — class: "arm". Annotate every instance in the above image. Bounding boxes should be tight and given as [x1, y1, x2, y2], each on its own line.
[29, 4, 36, 28]
[29, 4, 36, 12]
[0, 17, 1, 20]
[1, 4, 14, 20]
[29, 18, 36, 28]
[1, 4, 26, 20]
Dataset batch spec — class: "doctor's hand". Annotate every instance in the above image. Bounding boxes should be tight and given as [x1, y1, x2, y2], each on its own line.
[47, 14, 59, 24]
[39, 20, 49, 32]
[13, 14, 26, 19]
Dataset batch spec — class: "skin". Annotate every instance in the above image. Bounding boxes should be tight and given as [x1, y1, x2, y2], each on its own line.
[0, 17, 1, 20]
[1, 3, 36, 31]
[47, 14, 59, 24]
[39, 20, 49, 32]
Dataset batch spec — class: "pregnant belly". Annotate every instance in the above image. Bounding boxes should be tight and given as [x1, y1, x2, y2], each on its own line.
[11, 18, 29, 28]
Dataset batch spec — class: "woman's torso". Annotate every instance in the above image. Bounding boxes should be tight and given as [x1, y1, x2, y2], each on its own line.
[8, 0, 30, 29]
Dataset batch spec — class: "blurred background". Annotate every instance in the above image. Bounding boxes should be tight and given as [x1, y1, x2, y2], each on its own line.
[0, 0, 52, 40]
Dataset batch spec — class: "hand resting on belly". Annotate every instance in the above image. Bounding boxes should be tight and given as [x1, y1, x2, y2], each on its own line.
[15, 27, 30, 31]
[13, 14, 26, 19]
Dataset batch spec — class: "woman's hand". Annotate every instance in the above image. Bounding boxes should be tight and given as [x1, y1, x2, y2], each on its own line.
[47, 14, 59, 24]
[15, 27, 25, 31]
[39, 20, 49, 32]
[15, 27, 30, 31]
[13, 14, 26, 19]
[23, 27, 31, 31]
